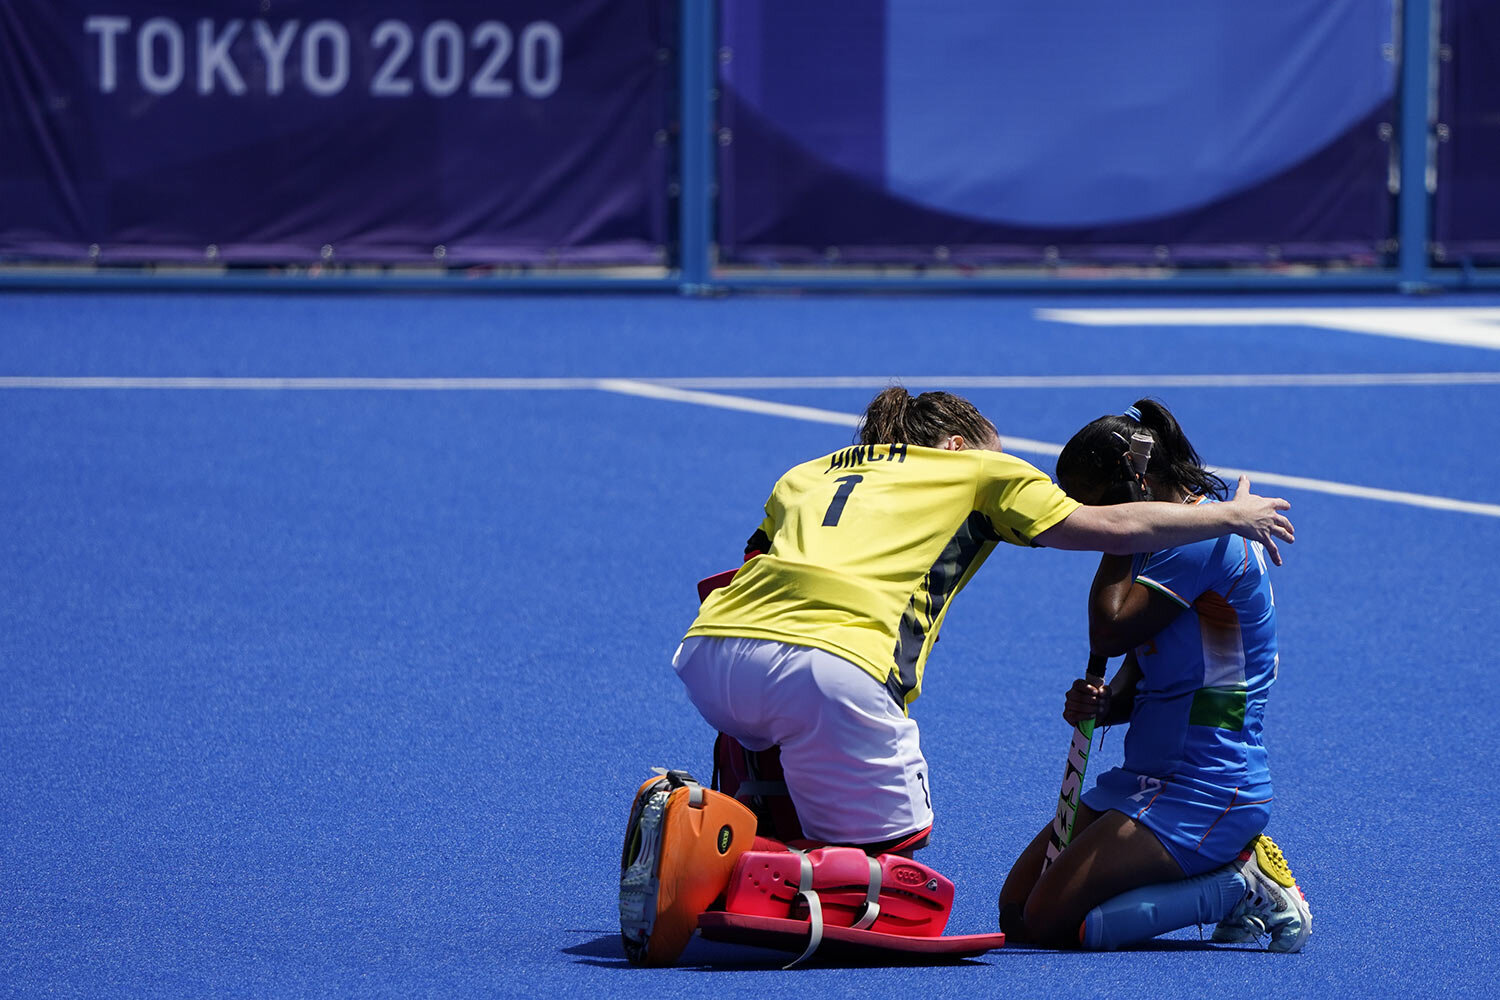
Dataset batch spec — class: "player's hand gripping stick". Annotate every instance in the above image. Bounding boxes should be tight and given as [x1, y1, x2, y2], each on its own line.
[1040, 653, 1109, 872]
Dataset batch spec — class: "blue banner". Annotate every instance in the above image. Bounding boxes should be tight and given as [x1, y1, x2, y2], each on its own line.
[1434, 0, 1500, 265]
[719, 0, 1398, 266]
[0, 1, 670, 265]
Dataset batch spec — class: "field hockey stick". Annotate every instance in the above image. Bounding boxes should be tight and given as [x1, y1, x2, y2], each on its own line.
[1038, 428, 1148, 870]
[1040, 653, 1109, 872]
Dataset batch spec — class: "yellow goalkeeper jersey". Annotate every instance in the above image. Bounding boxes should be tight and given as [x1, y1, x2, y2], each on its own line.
[685, 442, 1079, 707]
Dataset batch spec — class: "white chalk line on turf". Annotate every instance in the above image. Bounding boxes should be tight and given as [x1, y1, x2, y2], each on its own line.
[595, 378, 864, 428]
[4, 372, 1500, 390]
[1205, 468, 1500, 518]
[0, 376, 602, 390]
[3, 374, 1496, 517]
[596, 379, 1500, 519]
[641, 372, 1500, 389]
[595, 379, 1065, 456]
[1036, 307, 1500, 351]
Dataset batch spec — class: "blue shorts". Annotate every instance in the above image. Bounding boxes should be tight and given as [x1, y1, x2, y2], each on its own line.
[1081, 767, 1273, 877]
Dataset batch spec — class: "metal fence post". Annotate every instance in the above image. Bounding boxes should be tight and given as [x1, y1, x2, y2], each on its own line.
[678, 0, 715, 295]
[1398, 0, 1437, 291]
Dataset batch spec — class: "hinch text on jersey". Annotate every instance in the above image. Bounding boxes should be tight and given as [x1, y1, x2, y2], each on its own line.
[826, 443, 907, 473]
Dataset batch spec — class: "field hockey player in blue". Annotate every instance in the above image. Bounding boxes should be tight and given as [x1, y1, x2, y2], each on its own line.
[997, 399, 1312, 953]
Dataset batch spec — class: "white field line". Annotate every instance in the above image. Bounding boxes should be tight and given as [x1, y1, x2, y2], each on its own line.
[4, 372, 1500, 390]
[595, 380, 1500, 519]
[2, 374, 1496, 517]
[595, 378, 863, 427]
[1036, 306, 1500, 350]
[644, 373, 1500, 389]
[0, 376, 603, 390]
[594, 379, 1065, 456]
[1205, 468, 1500, 518]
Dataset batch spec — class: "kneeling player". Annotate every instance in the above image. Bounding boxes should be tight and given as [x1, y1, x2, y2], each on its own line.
[998, 400, 1311, 952]
[677, 387, 1291, 858]
[623, 387, 1296, 966]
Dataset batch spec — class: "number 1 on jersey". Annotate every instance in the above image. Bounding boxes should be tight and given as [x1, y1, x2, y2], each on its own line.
[822, 474, 863, 526]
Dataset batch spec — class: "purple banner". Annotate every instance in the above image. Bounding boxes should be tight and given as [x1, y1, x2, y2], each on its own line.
[1434, 0, 1500, 265]
[719, 1, 1397, 268]
[0, 1, 670, 265]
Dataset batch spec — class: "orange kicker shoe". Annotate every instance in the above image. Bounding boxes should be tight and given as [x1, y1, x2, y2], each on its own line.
[619, 770, 758, 966]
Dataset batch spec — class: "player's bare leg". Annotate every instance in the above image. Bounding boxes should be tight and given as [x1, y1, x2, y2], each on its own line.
[1004, 804, 1183, 947]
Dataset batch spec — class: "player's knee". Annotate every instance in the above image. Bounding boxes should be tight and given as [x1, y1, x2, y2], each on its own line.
[1022, 895, 1084, 949]
[998, 900, 1033, 943]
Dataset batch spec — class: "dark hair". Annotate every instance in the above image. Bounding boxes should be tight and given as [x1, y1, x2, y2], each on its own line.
[1055, 398, 1227, 504]
[857, 386, 997, 448]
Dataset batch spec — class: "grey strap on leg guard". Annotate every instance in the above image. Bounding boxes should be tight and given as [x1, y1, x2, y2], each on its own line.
[850, 855, 882, 931]
[784, 851, 824, 970]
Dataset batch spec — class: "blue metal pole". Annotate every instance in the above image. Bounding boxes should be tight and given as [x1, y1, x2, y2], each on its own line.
[678, 0, 714, 295]
[1397, 0, 1436, 290]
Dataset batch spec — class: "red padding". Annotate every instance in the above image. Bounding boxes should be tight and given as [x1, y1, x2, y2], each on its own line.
[724, 847, 953, 937]
[696, 568, 739, 603]
[698, 912, 1004, 961]
[712, 735, 806, 843]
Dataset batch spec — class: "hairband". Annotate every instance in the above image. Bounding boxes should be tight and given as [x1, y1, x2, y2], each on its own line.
[1122, 405, 1142, 422]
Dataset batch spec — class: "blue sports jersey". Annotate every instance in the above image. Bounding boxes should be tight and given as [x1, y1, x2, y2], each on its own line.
[1121, 498, 1278, 788]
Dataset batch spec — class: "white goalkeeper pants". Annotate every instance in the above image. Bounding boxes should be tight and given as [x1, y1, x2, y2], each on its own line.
[672, 635, 933, 846]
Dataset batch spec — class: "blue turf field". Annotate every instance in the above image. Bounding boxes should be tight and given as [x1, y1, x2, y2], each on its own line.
[2, 292, 1498, 998]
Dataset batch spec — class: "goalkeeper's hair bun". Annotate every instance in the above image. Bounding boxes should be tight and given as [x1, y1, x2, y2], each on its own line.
[858, 385, 996, 448]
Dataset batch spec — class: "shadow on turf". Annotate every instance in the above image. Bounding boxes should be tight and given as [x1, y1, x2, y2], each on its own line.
[565, 931, 1263, 969]
[1001, 938, 1263, 954]
[560, 933, 633, 968]
[563, 933, 994, 970]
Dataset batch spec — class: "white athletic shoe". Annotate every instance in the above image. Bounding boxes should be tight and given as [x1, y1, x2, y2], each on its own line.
[1213, 834, 1311, 953]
